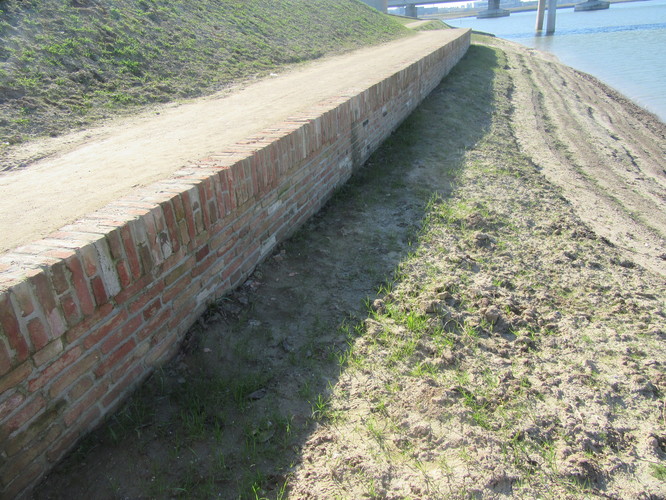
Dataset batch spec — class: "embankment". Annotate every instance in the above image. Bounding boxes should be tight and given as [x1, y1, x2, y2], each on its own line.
[0, 29, 470, 498]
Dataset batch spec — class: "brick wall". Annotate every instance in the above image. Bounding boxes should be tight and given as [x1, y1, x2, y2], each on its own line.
[0, 29, 470, 497]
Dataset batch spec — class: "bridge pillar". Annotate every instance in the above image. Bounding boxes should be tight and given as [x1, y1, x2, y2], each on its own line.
[535, 0, 545, 31]
[535, 0, 557, 33]
[477, 0, 510, 18]
[405, 4, 418, 17]
[546, 0, 557, 33]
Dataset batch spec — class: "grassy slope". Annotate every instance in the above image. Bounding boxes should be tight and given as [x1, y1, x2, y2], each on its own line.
[0, 0, 408, 146]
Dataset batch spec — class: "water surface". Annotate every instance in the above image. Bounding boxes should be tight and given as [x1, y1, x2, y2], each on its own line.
[447, 0, 666, 121]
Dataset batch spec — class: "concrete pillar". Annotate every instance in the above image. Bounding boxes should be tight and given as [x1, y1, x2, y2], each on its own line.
[546, 0, 557, 33]
[405, 4, 418, 17]
[535, 0, 546, 31]
[477, 0, 510, 18]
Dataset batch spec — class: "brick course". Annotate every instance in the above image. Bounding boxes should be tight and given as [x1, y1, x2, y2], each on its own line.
[0, 30, 470, 497]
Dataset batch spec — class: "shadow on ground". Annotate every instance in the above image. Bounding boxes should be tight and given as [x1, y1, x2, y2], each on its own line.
[34, 44, 499, 499]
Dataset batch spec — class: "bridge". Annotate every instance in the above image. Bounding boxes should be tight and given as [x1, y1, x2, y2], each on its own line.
[360, 0, 609, 33]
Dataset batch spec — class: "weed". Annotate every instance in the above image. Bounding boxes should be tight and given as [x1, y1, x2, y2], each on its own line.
[650, 463, 666, 481]
[310, 393, 331, 421]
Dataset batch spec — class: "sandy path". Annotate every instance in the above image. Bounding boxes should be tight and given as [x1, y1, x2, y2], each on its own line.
[0, 30, 467, 255]
[502, 38, 666, 276]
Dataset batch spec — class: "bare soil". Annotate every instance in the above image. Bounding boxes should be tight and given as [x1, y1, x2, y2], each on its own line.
[34, 37, 665, 499]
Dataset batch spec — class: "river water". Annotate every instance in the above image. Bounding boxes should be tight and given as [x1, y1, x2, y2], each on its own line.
[446, 0, 666, 121]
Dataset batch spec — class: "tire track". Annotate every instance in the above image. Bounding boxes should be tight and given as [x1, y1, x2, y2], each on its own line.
[501, 39, 666, 276]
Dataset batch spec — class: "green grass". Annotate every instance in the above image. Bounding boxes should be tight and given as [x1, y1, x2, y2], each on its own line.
[0, 0, 409, 146]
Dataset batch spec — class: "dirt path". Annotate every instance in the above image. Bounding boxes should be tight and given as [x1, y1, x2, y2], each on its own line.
[0, 29, 471, 255]
[35, 38, 665, 499]
[505, 39, 666, 277]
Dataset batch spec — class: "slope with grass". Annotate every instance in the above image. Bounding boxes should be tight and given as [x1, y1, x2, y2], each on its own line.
[0, 0, 408, 151]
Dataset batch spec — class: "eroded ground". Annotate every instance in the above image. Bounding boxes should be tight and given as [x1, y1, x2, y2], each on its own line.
[35, 37, 665, 499]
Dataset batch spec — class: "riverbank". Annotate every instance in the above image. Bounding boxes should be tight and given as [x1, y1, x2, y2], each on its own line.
[35, 34, 666, 499]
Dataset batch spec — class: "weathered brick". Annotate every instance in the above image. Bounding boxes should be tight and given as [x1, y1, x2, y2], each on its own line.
[4, 423, 61, 476]
[142, 298, 162, 322]
[0, 361, 31, 394]
[90, 275, 108, 306]
[60, 292, 82, 327]
[94, 339, 136, 378]
[163, 256, 194, 289]
[1, 460, 43, 500]
[66, 374, 93, 401]
[100, 314, 142, 355]
[92, 239, 121, 299]
[2, 395, 45, 436]
[113, 273, 153, 306]
[33, 338, 63, 367]
[28, 346, 82, 392]
[63, 383, 106, 426]
[181, 189, 198, 240]
[136, 243, 153, 277]
[102, 364, 145, 410]
[136, 308, 171, 342]
[0, 392, 24, 421]
[116, 261, 132, 288]
[161, 199, 181, 254]
[65, 255, 95, 317]
[120, 225, 142, 279]
[81, 309, 128, 350]
[65, 302, 114, 344]
[142, 211, 165, 266]
[4, 399, 66, 458]
[46, 427, 80, 463]
[128, 281, 165, 315]
[79, 245, 99, 277]
[27, 317, 49, 352]
[49, 350, 100, 399]
[30, 273, 66, 339]
[195, 244, 210, 263]
[197, 181, 211, 229]
[105, 228, 125, 261]
[10, 281, 35, 318]
[0, 337, 11, 377]
[171, 192, 185, 221]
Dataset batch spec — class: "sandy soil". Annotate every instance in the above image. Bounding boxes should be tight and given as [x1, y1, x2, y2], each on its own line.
[0, 29, 470, 255]
[33, 37, 665, 499]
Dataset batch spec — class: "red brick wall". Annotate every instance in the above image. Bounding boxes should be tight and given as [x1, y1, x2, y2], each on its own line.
[0, 30, 470, 497]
